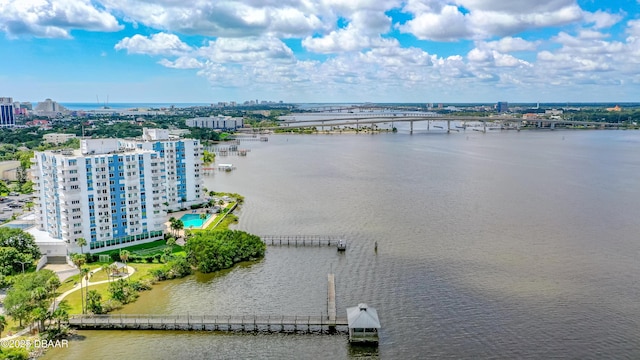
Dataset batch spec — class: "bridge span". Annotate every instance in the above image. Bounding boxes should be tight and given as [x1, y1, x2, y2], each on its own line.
[269, 115, 624, 134]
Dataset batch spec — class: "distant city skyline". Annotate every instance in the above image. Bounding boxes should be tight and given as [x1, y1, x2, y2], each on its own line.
[0, 0, 637, 103]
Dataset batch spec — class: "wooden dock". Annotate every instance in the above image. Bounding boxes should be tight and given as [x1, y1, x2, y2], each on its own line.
[67, 273, 351, 335]
[260, 235, 346, 248]
[68, 314, 347, 333]
[328, 274, 337, 327]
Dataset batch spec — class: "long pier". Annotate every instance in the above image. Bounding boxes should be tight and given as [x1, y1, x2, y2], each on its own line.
[260, 235, 345, 248]
[328, 274, 336, 326]
[68, 314, 347, 333]
[68, 274, 349, 334]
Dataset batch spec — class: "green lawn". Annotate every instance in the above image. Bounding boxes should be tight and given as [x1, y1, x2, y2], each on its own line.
[55, 263, 106, 294]
[63, 263, 162, 315]
[93, 240, 182, 258]
[94, 240, 167, 256]
[199, 201, 237, 230]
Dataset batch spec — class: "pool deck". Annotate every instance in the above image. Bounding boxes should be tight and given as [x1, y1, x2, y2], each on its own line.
[165, 208, 219, 238]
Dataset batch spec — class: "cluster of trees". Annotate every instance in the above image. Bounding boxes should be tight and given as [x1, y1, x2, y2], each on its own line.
[168, 217, 184, 236]
[185, 230, 265, 273]
[202, 150, 215, 165]
[70, 250, 152, 314]
[149, 256, 192, 281]
[0, 128, 46, 149]
[0, 228, 40, 281]
[3, 270, 68, 334]
[187, 127, 225, 142]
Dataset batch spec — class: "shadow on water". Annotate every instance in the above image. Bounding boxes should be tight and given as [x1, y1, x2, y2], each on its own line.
[348, 344, 379, 359]
[192, 259, 263, 283]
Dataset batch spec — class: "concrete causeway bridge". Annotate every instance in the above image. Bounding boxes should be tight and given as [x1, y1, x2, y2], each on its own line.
[68, 274, 349, 334]
[264, 114, 624, 134]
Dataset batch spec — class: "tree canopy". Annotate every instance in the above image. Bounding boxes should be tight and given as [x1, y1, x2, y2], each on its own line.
[0, 228, 41, 260]
[185, 230, 265, 273]
[4, 270, 58, 327]
[0, 247, 32, 276]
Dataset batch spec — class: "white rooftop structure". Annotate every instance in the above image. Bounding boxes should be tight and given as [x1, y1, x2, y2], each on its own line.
[142, 128, 170, 141]
[346, 303, 381, 344]
[81, 138, 120, 155]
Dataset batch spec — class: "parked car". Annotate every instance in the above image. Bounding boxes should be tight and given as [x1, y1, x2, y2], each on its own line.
[8, 192, 19, 196]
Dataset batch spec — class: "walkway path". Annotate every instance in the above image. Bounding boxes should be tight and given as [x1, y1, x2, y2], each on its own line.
[0, 265, 135, 340]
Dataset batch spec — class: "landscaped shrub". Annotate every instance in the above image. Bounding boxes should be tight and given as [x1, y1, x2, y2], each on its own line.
[185, 230, 265, 273]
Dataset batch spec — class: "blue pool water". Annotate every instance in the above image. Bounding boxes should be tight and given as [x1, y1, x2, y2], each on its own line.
[180, 213, 211, 228]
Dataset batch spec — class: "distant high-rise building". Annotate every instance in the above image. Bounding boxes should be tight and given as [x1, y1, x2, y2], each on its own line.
[35, 98, 69, 114]
[0, 97, 15, 127]
[186, 115, 244, 131]
[497, 102, 509, 113]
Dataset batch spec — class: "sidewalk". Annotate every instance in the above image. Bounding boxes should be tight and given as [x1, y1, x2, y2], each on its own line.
[0, 265, 135, 340]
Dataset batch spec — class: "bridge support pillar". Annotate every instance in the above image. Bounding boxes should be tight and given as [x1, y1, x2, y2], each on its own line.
[427, 120, 430, 131]
[550, 122, 555, 130]
[410, 121, 414, 135]
[517, 121, 521, 132]
[483, 121, 487, 133]
[356, 120, 359, 133]
[447, 120, 451, 134]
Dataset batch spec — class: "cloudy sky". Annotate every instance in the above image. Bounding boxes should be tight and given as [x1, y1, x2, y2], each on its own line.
[0, 0, 638, 103]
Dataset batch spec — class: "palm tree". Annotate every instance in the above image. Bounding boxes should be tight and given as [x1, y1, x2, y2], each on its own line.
[0, 315, 7, 338]
[119, 250, 130, 278]
[46, 277, 61, 314]
[79, 267, 90, 314]
[174, 219, 184, 237]
[76, 237, 87, 257]
[71, 253, 86, 269]
[53, 300, 70, 331]
[31, 307, 49, 332]
[168, 217, 177, 236]
[170, 219, 183, 237]
[109, 263, 118, 278]
[102, 264, 111, 283]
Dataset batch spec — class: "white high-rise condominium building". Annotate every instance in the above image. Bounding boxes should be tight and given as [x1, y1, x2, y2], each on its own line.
[120, 128, 203, 212]
[0, 97, 15, 127]
[32, 133, 203, 253]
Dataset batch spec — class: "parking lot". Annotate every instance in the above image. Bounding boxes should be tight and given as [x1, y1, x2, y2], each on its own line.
[0, 193, 34, 222]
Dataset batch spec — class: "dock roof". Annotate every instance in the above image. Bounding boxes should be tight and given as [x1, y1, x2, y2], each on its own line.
[346, 303, 380, 329]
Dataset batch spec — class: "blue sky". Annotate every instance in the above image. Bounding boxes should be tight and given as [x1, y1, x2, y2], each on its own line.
[0, 0, 638, 103]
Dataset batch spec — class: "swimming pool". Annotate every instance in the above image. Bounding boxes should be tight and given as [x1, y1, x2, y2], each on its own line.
[180, 213, 211, 229]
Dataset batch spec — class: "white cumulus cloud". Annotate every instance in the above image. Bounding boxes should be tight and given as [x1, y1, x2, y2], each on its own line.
[0, 0, 121, 38]
[400, 0, 583, 41]
[115, 33, 192, 56]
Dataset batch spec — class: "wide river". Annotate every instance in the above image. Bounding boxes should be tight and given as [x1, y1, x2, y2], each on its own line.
[45, 130, 640, 359]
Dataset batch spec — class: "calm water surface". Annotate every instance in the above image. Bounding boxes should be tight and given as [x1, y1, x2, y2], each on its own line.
[46, 130, 640, 359]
